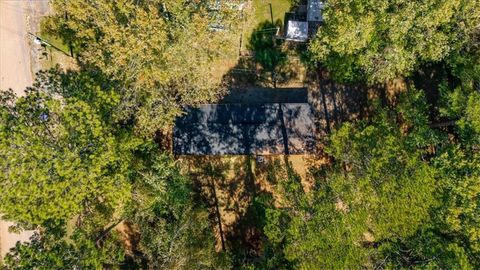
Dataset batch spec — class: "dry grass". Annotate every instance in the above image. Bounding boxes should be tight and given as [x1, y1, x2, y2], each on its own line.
[36, 48, 77, 71]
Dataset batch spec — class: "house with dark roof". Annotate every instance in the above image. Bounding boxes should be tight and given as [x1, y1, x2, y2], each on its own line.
[173, 88, 316, 155]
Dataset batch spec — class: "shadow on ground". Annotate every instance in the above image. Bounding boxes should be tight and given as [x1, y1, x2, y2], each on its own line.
[180, 154, 315, 265]
[223, 18, 307, 89]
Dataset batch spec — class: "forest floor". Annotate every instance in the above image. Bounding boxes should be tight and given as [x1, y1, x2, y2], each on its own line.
[180, 154, 328, 251]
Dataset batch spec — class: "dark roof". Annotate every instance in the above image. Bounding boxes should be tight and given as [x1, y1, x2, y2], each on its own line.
[219, 88, 308, 104]
[173, 103, 316, 155]
[307, 0, 324, 22]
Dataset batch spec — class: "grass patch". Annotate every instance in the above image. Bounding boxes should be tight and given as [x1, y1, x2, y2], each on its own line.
[253, 0, 291, 25]
[241, 0, 291, 51]
[38, 23, 70, 55]
[35, 23, 78, 70]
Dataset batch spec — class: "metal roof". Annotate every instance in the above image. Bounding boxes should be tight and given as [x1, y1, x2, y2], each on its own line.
[286, 20, 309, 41]
[307, 0, 324, 22]
[174, 103, 316, 155]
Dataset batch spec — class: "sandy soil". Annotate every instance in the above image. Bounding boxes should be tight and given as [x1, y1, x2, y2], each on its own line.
[0, 0, 49, 261]
[0, 219, 34, 260]
[0, 0, 33, 95]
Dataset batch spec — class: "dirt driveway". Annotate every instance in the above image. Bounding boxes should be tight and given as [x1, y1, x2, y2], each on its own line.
[0, 0, 33, 94]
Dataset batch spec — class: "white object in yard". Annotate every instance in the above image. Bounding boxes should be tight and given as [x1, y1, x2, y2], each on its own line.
[34, 37, 42, 45]
[286, 20, 308, 41]
[308, 0, 325, 22]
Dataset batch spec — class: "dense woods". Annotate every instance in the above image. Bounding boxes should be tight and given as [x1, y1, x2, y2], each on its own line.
[1, 0, 479, 269]
[263, 89, 479, 268]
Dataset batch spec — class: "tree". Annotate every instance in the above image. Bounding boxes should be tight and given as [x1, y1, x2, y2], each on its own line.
[248, 21, 286, 87]
[125, 154, 230, 269]
[310, 0, 480, 83]
[0, 70, 138, 228]
[266, 89, 445, 268]
[1, 70, 228, 268]
[325, 90, 438, 239]
[446, 7, 480, 90]
[0, 70, 138, 268]
[44, 0, 246, 136]
[3, 230, 125, 270]
[378, 85, 480, 269]
[281, 182, 370, 269]
[429, 82, 480, 266]
[431, 147, 480, 265]
[378, 228, 474, 269]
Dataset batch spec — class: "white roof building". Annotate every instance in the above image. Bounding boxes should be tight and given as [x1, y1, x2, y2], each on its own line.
[286, 20, 308, 41]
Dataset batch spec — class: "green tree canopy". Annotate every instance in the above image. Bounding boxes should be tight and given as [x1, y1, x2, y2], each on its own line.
[310, 0, 480, 83]
[3, 229, 124, 270]
[125, 154, 230, 269]
[248, 21, 286, 87]
[1, 69, 227, 268]
[380, 84, 480, 269]
[0, 71, 140, 228]
[266, 90, 446, 268]
[44, 0, 246, 135]
[430, 82, 480, 265]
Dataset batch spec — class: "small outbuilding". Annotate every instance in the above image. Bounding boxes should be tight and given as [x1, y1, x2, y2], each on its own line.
[286, 20, 309, 41]
[282, 0, 325, 42]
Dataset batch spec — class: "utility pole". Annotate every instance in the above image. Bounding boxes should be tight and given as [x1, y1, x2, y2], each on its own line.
[65, 11, 74, 57]
[269, 3, 274, 24]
